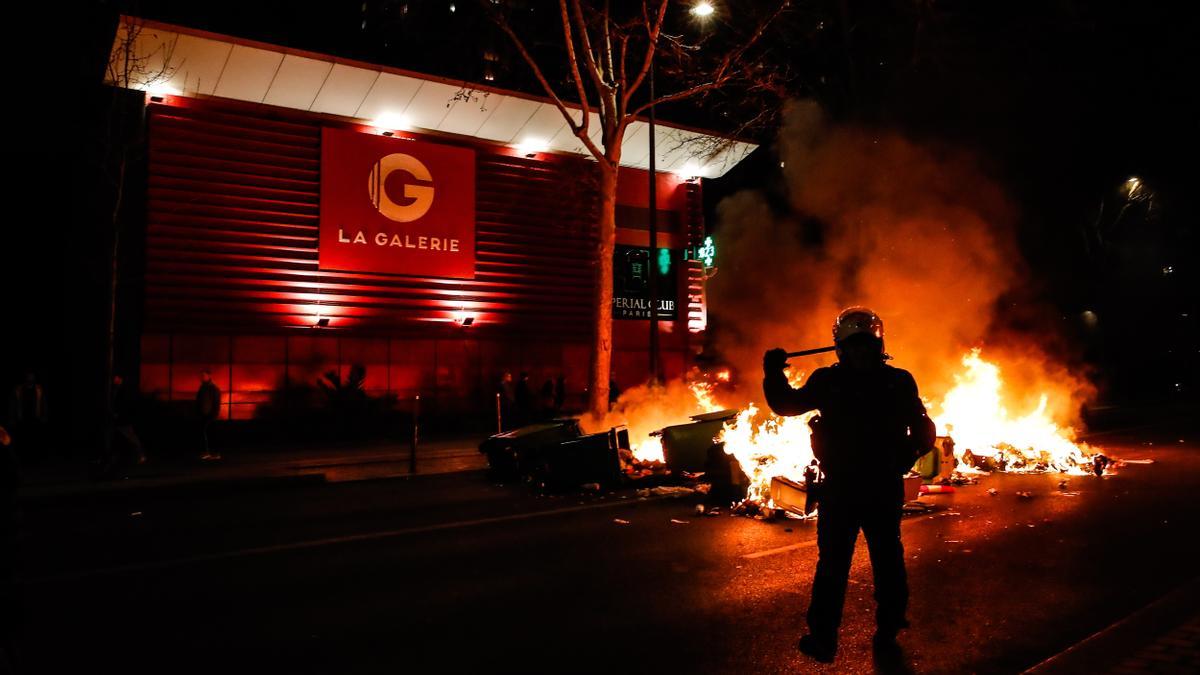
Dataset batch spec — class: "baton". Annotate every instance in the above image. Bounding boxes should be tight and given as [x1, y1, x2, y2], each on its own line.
[785, 345, 837, 358]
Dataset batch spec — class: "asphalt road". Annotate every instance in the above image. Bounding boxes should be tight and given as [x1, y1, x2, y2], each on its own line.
[10, 425, 1199, 674]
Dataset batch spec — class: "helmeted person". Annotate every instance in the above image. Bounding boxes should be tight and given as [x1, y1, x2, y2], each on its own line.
[762, 307, 935, 662]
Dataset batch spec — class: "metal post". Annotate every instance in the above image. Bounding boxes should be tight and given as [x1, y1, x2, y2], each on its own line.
[647, 58, 661, 383]
[495, 392, 503, 434]
[411, 394, 420, 475]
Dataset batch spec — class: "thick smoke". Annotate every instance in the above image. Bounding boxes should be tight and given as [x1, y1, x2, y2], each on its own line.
[710, 101, 1089, 413]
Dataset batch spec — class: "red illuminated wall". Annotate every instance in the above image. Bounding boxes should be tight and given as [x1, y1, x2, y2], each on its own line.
[139, 98, 705, 418]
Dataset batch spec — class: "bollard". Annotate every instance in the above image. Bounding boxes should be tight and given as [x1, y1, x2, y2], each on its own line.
[411, 394, 420, 475]
[495, 392, 502, 434]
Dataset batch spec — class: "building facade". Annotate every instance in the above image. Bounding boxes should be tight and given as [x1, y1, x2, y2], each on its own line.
[109, 18, 754, 421]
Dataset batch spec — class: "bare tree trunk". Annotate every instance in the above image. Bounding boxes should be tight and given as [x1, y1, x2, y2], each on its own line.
[588, 163, 619, 416]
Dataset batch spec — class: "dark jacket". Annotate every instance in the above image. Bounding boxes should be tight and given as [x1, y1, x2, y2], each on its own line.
[110, 382, 136, 426]
[197, 381, 221, 421]
[763, 363, 935, 486]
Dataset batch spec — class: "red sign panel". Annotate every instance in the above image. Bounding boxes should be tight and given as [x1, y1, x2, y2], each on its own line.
[319, 128, 476, 278]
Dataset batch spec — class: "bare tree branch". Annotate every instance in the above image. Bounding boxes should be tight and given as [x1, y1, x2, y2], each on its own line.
[557, 0, 594, 134]
[481, 1, 607, 163]
[632, 0, 789, 117]
[602, 0, 616, 84]
[570, 0, 608, 96]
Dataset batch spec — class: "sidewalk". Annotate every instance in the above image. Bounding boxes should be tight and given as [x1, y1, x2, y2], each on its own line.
[1024, 577, 1200, 674]
[16, 435, 490, 502]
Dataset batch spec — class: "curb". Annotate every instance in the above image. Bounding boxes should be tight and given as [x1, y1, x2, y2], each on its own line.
[1023, 577, 1200, 674]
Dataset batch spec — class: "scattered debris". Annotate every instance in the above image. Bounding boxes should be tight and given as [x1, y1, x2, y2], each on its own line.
[695, 504, 706, 515]
[681, 471, 706, 480]
[1121, 459, 1155, 465]
[1092, 454, 1111, 476]
[1055, 491, 1080, 497]
[945, 540, 964, 544]
[613, 518, 630, 525]
[638, 485, 697, 498]
[581, 483, 601, 492]
[769, 476, 810, 517]
[130, 511, 143, 517]
[920, 484, 956, 495]
[670, 519, 690, 525]
[987, 488, 999, 496]
[1057, 479, 1070, 491]
[1016, 491, 1033, 499]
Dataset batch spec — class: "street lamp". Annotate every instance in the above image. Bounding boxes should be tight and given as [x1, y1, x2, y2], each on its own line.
[690, 1, 715, 18]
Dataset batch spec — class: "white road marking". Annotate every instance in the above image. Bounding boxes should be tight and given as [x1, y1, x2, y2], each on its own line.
[742, 540, 818, 559]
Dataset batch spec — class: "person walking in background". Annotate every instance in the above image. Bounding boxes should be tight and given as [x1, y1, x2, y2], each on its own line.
[496, 371, 516, 430]
[553, 374, 566, 414]
[196, 369, 222, 461]
[515, 372, 534, 427]
[538, 379, 555, 420]
[8, 371, 48, 465]
[108, 374, 145, 467]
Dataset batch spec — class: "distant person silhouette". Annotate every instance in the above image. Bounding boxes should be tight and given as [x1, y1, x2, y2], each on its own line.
[107, 374, 145, 468]
[196, 369, 222, 461]
[9, 371, 48, 464]
[763, 307, 935, 663]
[515, 372, 534, 426]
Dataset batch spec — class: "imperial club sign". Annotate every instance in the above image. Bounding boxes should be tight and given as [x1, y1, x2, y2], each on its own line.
[319, 128, 476, 279]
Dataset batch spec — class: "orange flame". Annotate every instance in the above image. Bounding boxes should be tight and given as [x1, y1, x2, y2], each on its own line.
[933, 349, 1095, 474]
[592, 349, 1099, 501]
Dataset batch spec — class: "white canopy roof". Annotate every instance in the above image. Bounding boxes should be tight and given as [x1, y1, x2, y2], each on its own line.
[108, 17, 757, 178]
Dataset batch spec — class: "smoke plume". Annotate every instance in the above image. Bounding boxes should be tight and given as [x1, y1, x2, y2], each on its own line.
[709, 101, 1089, 413]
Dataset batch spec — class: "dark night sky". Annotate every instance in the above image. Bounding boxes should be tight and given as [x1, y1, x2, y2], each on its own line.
[7, 0, 1197, 404]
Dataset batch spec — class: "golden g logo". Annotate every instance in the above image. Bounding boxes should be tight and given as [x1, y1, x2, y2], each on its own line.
[368, 153, 434, 222]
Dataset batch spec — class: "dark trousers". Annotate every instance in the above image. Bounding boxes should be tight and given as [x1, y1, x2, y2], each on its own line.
[200, 418, 214, 454]
[807, 482, 908, 642]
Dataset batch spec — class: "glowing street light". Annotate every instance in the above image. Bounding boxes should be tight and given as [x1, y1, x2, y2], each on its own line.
[691, 1, 715, 18]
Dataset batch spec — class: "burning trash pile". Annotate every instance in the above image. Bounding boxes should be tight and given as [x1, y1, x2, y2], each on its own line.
[478, 348, 1108, 509]
[933, 350, 1104, 476]
[721, 348, 1109, 511]
[644, 348, 1103, 511]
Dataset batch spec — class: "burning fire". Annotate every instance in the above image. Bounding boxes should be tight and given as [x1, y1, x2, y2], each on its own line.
[615, 349, 1099, 506]
[635, 435, 665, 464]
[932, 349, 1095, 475]
[720, 404, 818, 505]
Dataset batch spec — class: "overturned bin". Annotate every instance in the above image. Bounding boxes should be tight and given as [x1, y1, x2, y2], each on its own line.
[527, 427, 629, 492]
[479, 420, 630, 491]
[479, 419, 583, 482]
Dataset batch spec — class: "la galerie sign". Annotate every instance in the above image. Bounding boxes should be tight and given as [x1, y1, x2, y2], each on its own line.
[319, 128, 476, 279]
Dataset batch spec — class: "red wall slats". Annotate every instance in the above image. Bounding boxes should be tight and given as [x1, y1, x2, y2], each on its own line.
[145, 100, 606, 337]
[141, 98, 705, 413]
